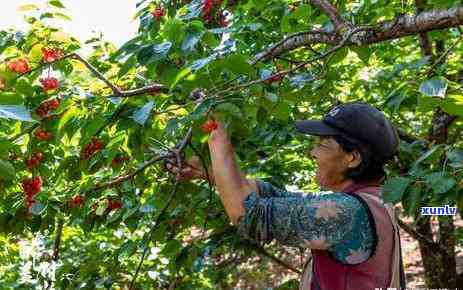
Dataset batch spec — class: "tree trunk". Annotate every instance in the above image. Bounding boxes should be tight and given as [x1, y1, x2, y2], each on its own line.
[413, 31, 459, 287]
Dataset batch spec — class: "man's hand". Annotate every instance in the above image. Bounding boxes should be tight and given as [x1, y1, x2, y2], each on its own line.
[165, 156, 214, 183]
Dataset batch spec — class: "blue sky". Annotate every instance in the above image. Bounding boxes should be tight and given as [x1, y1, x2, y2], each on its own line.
[0, 0, 139, 51]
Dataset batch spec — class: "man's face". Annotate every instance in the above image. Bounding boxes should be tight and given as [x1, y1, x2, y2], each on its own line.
[309, 136, 351, 190]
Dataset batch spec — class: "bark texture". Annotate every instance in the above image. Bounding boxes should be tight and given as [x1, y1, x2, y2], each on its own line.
[254, 6, 463, 63]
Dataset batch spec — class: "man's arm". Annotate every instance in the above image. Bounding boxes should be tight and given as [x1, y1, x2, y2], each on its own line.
[236, 192, 375, 264]
[207, 120, 255, 225]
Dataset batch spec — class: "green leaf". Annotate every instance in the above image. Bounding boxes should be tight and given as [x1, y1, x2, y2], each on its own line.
[0, 159, 15, 181]
[0, 138, 12, 159]
[328, 47, 348, 65]
[170, 67, 191, 91]
[419, 77, 448, 97]
[17, 4, 40, 11]
[48, 0, 66, 8]
[215, 103, 243, 119]
[417, 95, 440, 112]
[0, 105, 35, 122]
[15, 77, 34, 96]
[441, 97, 463, 116]
[411, 144, 444, 169]
[182, 29, 204, 52]
[217, 54, 254, 75]
[182, 0, 202, 20]
[30, 203, 46, 215]
[273, 101, 291, 120]
[350, 46, 371, 64]
[132, 101, 154, 125]
[163, 19, 185, 45]
[405, 186, 421, 216]
[0, 92, 24, 105]
[447, 149, 463, 168]
[137, 42, 172, 65]
[81, 115, 106, 144]
[425, 172, 456, 194]
[118, 241, 137, 263]
[293, 4, 311, 19]
[189, 55, 215, 71]
[117, 55, 137, 77]
[57, 106, 77, 134]
[96, 200, 108, 216]
[383, 177, 412, 203]
[53, 12, 72, 21]
[265, 92, 279, 103]
[29, 45, 44, 63]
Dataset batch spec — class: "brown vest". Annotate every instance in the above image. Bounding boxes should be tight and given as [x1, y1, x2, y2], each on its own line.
[300, 185, 402, 290]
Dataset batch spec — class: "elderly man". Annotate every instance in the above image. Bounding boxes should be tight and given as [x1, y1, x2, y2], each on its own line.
[167, 102, 406, 290]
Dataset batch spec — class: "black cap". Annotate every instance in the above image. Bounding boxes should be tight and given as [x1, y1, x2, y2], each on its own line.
[295, 102, 399, 162]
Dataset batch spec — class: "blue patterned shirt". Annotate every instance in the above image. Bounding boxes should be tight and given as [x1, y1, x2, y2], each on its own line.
[236, 180, 375, 264]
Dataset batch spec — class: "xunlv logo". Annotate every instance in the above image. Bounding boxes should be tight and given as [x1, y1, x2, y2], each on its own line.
[421, 205, 457, 216]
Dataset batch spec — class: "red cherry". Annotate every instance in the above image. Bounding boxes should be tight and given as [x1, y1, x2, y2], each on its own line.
[41, 47, 63, 63]
[40, 77, 59, 91]
[265, 74, 283, 84]
[81, 137, 104, 159]
[25, 152, 43, 170]
[7, 58, 30, 74]
[21, 176, 42, 197]
[111, 155, 129, 166]
[151, 6, 165, 20]
[108, 199, 122, 210]
[202, 0, 213, 16]
[69, 194, 84, 208]
[34, 127, 52, 141]
[201, 120, 218, 133]
[35, 98, 60, 118]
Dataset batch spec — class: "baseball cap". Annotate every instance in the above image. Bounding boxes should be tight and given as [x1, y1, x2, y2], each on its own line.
[295, 102, 399, 162]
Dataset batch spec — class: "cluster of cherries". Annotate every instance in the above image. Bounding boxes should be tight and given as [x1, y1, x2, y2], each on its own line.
[35, 98, 60, 118]
[41, 47, 63, 63]
[151, 5, 165, 21]
[22, 176, 42, 209]
[34, 127, 53, 141]
[7, 47, 62, 76]
[7, 58, 30, 74]
[202, 0, 228, 27]
[81, 137, 104, 160]
[25, 152, 43, 170]
[40, 77, 60, 92]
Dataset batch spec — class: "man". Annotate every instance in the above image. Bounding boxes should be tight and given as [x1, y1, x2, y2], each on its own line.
[167, 102, 406, 290]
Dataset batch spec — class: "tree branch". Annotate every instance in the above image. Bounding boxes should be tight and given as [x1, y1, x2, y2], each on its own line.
[397, 218, 439, 250]
[253, 6, 463, 63]
[17, 53, 167, 98]
[235, 26, 368, 94]
[91, 154, 170, 191]
[252, 30, 338, 65]
[45, 218, 64, 290]
[415, 0, 433, 57]
[309, 0, 348, 30]
[128, 129, 192, 290]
